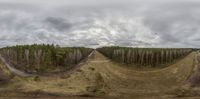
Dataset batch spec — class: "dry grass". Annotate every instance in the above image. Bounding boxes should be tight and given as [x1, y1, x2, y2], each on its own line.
[170, 52, 200, 98]
[0, 51, 197, 99]
[0, 62, 13, 84]
[0, 62, 13, 77]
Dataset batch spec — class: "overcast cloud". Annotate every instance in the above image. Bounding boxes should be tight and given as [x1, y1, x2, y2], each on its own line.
[0, 0, 199, 48]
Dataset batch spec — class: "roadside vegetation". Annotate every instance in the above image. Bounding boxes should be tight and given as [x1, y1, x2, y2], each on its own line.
[97, 46, 192, 67]
[0, 46, 198, 98]
[0, 44, 93, 73]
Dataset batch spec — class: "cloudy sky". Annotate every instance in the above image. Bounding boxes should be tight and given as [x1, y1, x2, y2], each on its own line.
[0, 0, 199, 48]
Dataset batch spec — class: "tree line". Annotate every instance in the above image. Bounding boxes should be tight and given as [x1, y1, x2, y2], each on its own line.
[0, 44, 93, 73]
[97, 46, 192, 67]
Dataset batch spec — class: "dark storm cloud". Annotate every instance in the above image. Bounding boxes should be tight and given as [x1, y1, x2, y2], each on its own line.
[0, 0, 199, 48]
[44, 17, 72, 31]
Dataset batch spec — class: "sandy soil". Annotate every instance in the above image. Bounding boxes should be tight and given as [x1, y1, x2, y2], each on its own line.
[0, 51, 198, 99]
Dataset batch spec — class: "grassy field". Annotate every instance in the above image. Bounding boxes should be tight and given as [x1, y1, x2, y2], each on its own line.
[0, 50, 198, 98]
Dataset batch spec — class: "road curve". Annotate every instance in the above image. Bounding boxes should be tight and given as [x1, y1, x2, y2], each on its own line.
[0, 50, 95, 77]
[0, 54, 33, 77]
[0, 50, 197, 98]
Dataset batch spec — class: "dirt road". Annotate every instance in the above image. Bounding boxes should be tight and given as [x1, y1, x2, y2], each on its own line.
[0, 51, 197, 98]
[0, 54, 33, 77]
[0, 50, 95, 77]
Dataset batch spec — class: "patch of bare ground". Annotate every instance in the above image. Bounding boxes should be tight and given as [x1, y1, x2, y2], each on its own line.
[0, 51, 198, 99]
[169, 52, 200, 98]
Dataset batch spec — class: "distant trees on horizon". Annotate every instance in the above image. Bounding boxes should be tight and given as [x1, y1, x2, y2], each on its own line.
[0, 44, 93, 73]
[0, 44, 195, 72]
[97, 46, 192, 67]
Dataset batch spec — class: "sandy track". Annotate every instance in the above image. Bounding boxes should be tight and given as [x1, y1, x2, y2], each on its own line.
[0, 51, 197, 99]
[0, 54, 33, 77]
[77, 51, 197, 97]
[0, 50, 95, 77]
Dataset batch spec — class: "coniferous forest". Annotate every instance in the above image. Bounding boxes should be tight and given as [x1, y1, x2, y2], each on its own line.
[97, 46, 192, 67]
[0, 44, 93, 73]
